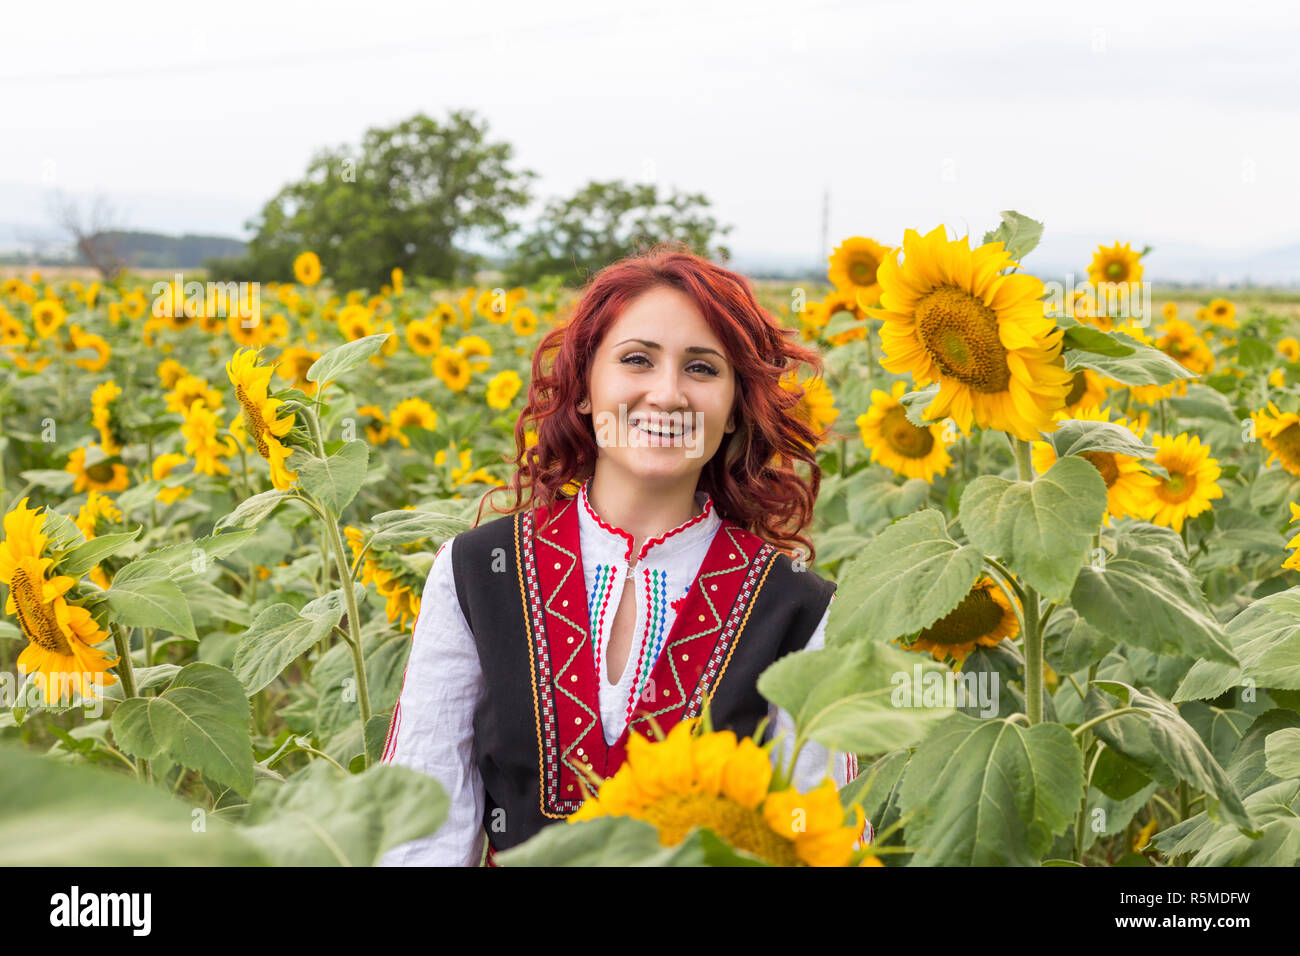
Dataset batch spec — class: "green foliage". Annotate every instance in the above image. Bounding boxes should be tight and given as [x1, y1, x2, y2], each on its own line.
[503, 179, 732, 287]
[214, 110, 536, 288]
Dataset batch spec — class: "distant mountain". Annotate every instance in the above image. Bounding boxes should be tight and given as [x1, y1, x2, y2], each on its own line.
[0, 225, 246, 269]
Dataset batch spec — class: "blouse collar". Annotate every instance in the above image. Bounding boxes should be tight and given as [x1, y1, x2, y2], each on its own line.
[576, 478, 719, 566]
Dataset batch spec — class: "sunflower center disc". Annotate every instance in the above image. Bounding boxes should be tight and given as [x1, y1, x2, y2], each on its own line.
[850, 258, 878, 286]
[915, 586, 1004, 645]
[1105, 261, 1127, 280]
[1159, 470, 1195, 503]
[1273, 422, 1300, 466]
[86, 462, 115, 482]
[11, 567, 73, 655]
[915, 287, 1011, 393]
[1080, 450, 1120, 487]
[639, 793, 803, 866]
[1064, 371, 1089, 407]
[882, 406, 935, 459]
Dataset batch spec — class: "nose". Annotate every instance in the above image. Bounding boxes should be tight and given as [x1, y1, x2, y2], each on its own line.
[645, 364, 687, 410]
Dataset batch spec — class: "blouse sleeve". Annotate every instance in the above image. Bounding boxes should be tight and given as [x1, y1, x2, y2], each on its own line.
[376, 538, 487, 866]
[766, 598, 875, 845]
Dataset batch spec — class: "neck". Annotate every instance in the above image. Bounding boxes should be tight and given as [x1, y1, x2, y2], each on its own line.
[586, 466, 701, 561]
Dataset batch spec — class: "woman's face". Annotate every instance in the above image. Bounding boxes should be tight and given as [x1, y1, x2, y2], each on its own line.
[585, 285, 737, 488]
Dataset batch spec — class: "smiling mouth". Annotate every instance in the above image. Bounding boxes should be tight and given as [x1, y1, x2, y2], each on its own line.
[628, 414, 694, 445]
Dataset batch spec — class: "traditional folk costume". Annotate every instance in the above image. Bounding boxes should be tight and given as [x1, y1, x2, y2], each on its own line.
[379, 479, 870, 865]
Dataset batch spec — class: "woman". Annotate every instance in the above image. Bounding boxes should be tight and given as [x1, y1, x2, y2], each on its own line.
[379, 244, 869, 866]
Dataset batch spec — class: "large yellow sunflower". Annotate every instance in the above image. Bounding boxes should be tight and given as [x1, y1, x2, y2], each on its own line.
[456, 334, 493, 372]
[896, 574, 1019, 667]
[276, 346, 322, 397]
[293, 251, 322, 287]
[356, 404, 391, 445]
[181, 401, 235, 477]
[485, 369, 523, 411]
[568, 718, 869, 867]
[65, 444, 128, 493]
[866, 226, 1074, 441]
[1279, 338, 1300, 364]
[1088, 242, 1144, 286]
[389, 397, 438, 448]
[1030, 405, 1160, 524]
[781, 372, 838, 444]
[1204, 298, 1236, 330]
[1143, 433, 1223, 533]
[405, 317, 442, 356]
[225, 348, 299, 490]
[0, 498, 119, 703]
[1154, 319, 1214, 377]
[433, 346, 472, 392]
[164, 374, 223, 417]
[31, 299, 67, 339]
[1061, 368, 1110, 416]
[1252, 401, 1300, 478]
[828, 236, 891, 309]
[856, 380, 952, 483]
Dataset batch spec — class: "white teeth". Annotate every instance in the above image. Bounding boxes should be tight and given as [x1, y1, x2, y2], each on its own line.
[630, 416, 688, 437]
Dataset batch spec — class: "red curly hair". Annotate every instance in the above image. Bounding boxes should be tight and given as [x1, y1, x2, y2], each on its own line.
[481, 242, 827, 560]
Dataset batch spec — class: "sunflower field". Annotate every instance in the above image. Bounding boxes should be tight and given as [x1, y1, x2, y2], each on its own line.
[3, 211, 1300, 867]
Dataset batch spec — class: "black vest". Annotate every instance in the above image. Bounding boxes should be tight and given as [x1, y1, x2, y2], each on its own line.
[451, 501, 835, 854]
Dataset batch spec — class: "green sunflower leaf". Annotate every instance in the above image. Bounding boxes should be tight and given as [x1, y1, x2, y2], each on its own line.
[982, 210, 1044, 262]
[1061, 325, 1135, 356]
[231, 586, 360, 696]
[239, 760, 449, 866]
[110, 662, 253, 796]
[293, 440, 369, 517]
[1073, 525, 1235, 666]
[959, 456, 1107, 603]
[1086, 680, 1251, 832]
[306, 332, 391, 384]
[1064, 336, 1192, 386]
[214, 488, 291, 531]
[827, 509, 985, 645]
[1046, 420, 1157, 460]
[56, 527, 143, 577]
[1175, 586, 1300, 701]
[898, 713, 1084, 865]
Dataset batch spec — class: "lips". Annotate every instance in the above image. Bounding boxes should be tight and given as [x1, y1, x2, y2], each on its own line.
[628, 414, 694, 446]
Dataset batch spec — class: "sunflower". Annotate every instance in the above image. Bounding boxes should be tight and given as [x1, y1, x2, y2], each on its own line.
[122, 290, 147, 320]
[152, 452, 193, 504]
[390, 267, 404, 296]
[1280, 338, 1300, 364]
[227, 304, 271, 348]
[405, 317, 441, 356]
[511, 306, 539, 337]
[456, 287, 478, 328]
[1154, 319, 1215, 377]
[276, 346, 322, 397]
[356, 404, 391, 445]
[225, 348, 299, 490]
[87, 381, 126, 456]
[70, 327, 111, 372]
[31, 299, 66, 339]
[1205, 298, 1236, 330]
[1088, 241, 1144, 286]
[798, 299, 832, 342]
[456, 334, 493, 372]
[389, 397, 438, 448]
[371, 565, 420, 632]
[828, 236, 891, 310]
[293, 251, 322, 287]
[433, 346, 472, 392]
[1252, 401, 1300, 478]
[432, 302, 459, 329]
[856, 380, 952, 482]
[866, 227, 1074, 441]
[1062, 368, 1109, 416]
[1282, 502, 1300, 572]
[485, 369, 523, 411]
[896, 575, 1019, 667]
[1142, 432, 1223, 533]
[181, 401, 235, 477]
[64, 443, 127, 494]
[337, 304, 374, 342]
[568, 718, 869, 866]
[0, 498, 119, 704]
[1030, 405, 1160, 523]
[164, 374, 223, 417]
[1161, 302, 1178, 323]
[75, 490, 123, 590]
[780, 372, 838, 443]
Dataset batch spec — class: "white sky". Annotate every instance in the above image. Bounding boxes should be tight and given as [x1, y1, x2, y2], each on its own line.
[3, 0, 1299, 264]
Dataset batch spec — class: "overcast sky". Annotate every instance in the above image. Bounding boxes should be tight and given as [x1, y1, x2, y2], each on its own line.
[4, 0, 1299, 268]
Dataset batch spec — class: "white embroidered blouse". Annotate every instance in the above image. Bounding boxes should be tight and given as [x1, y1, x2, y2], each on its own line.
[378, 481, 870, 866]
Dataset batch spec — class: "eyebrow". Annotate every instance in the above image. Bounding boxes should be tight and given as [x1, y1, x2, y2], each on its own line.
[614, 338, 728, 361]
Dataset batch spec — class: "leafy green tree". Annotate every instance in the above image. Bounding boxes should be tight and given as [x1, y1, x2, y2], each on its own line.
[216, 110, 536, 289]
[503, 180, 732, 287]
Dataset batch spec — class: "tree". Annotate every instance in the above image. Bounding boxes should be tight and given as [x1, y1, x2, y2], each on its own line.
[503, 180, 732, 287]
[48, 192, 125, 279]
[222, 110, 536, 289]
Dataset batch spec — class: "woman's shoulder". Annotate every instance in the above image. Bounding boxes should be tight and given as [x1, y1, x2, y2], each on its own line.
[713, 518, 835, 598]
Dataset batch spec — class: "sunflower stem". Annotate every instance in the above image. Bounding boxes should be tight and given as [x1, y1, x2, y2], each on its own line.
[1011, 438, 1047, 724]
[322, 498, 372, 761]
[109, 622, 139, 701]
